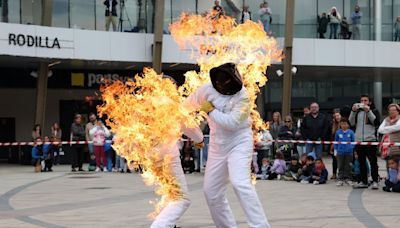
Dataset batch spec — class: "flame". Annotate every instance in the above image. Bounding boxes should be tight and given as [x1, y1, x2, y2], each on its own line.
[98, 11, 282, 217]
[170, 12, 283, 134]
[98, 68, 197, 218]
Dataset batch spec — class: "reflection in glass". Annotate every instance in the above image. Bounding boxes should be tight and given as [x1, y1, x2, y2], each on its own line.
[70, 0, 95, 30]
[52, 0, 69, 28]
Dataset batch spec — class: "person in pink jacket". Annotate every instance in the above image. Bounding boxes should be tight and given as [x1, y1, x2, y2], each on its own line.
[89, 120, 110, 172]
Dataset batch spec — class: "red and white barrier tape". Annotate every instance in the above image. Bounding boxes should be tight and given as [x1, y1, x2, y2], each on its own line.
[0, 139, 399, 147]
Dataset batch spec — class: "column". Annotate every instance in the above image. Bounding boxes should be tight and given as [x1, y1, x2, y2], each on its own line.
[34, 62, 49, 128]
[375, 0, 382, 41]
[373, 0, 382, 113]
[152, 0, 165, 73]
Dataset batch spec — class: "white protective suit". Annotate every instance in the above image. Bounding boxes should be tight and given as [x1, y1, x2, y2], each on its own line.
[185, 83, 270, 228]
[150, 126, 203, 228]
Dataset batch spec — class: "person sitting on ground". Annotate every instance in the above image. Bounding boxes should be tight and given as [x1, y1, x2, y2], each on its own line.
[383, 157, 400, 192]
[88, 154, 97, 172]
[283, 156, 302, 181]
[298, 155, 315, 183]
[256, 158, 271, 180]
[267, 151, 286, 180]
[32, 138, 43, 172]
[309, 159, 328, 185]
[334, 118, 355, 186]
[42, 136, 53, 172]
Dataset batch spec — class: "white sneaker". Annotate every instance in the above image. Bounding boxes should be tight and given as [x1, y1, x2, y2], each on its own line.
[103, 167, 108, 172]
[371, 182, 379, 190]
[277, 174, 281, 180]
[300, 180, 309, 184]
[95, 167, 100, 172]
[336, 181, 344, 186]
[313, 180, 319, 185]
[346, 180, 353, 186]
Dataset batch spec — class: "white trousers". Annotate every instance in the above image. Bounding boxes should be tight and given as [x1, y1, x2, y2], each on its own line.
[204, 144, 270, 228]
[150, 156, 191, 228]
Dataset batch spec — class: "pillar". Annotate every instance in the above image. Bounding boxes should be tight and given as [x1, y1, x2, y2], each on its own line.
[373, 0, 382, 113]
[152, 0, 165, 74]
[281, 0, 294, 117]
[374, 0, 382, 41]
[34, 62, 49, 128]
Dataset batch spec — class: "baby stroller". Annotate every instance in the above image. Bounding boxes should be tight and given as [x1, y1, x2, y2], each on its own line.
[275, 142, 294, 162]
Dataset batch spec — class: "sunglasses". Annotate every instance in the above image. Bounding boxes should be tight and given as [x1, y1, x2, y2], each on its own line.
[284, 121, 291, 123]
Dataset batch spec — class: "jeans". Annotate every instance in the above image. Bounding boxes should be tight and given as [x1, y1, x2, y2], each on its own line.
[337, 154, 352, 180]
[395, 29, 400, 41]
[296, 145, 306, 158]
[202, 137, 209, 166]
[330, 23, 339, 39]
[352, 24, 361, 40]
[355, 145, 379, 184]
[306, 142, 323, 159]
[262, 19, 270, 33]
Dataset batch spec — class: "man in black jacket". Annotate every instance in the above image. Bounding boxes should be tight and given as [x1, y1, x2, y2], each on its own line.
[301, 102, 329, 159]
[104, 0, 118, 31]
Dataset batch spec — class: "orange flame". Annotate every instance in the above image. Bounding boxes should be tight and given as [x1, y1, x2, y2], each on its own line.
[98, 68, 197, 218]
[170, 12, 283, 133]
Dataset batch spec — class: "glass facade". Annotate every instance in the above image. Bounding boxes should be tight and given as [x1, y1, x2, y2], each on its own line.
[1, 0, 400, 39]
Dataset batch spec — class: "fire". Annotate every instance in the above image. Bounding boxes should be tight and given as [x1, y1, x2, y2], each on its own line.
[98, 11, 282, 217]
[170, 12, 283, 133]
[98, 68, 197, 218]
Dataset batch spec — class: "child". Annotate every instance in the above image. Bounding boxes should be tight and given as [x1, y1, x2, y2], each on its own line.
[89, 120, 110, 172]
[383, 157, 400, 192]
[256, 158, 271, 180]
[309, 159, 328, 185]
[334, 119, 355, 186]
[298, 155, 315, 183]
[267, 151, 287, 180]
[88, 154, 97, 172]
[283, 156, 301, 181]
[42, 136, 53, 172]
[31, 138, 43, 172]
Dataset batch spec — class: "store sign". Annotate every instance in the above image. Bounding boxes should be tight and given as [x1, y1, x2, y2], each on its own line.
[87, 73, 131, 87]
[8, 33, 61, 49]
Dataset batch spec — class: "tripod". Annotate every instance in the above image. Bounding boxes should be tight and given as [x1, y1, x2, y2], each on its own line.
[118, 0, 133, 32]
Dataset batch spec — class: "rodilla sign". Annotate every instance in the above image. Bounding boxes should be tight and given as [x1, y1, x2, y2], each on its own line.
[8, 33, 61, 49]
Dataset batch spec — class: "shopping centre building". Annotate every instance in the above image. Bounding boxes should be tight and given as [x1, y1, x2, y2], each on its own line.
[0, 0, 400, 162]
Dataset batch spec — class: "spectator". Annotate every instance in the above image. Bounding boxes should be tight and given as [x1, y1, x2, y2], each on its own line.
[212, 0, 225, 18]
[309, 159, 328, 185]
[329, 111, 341, 180]
[335, 118, 355, 186]
[85, 113, 98, 155]
[90, 120, 110, 172]
[104, 134, 115, 172]
[258, 2, 272, 34]
[340, 17, 351, 39]
[278, 115, 296, 161]
[395, 16, 400, 41]
[378, 104, 400, 161]
[267, 151, 286, 180]
[50, 122, 62, 165]
[270, 111, 283, 156]
[255, 128, 273, 167]
[283, 156, 301, 181]
[32, 124, 41, 141]
[70, 114, 85, 172]
[240, 5, 251, 24]
[256, 158, 271, 180]
[298, 155, 315, 183]
[296, 107, 310, 157]
[31, 138, 43, 172]
[351, 5, 362, 40]
[42, 136, 53, 172]
[328, 7, 341, 39]
[317, 13, 329, 39]
[382, 157, 400, 192]
[301, 102, 329, 159]
[349, 95, 380, 189]
[104, 0, 118, 31]
[201, 121, 210, 168]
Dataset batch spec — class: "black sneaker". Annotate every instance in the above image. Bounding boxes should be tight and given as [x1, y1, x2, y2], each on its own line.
[71, 168, 77, 172]
[48, 169, 53, 172]
[382, 186, 391, 192]
[78, 168, 84, 172]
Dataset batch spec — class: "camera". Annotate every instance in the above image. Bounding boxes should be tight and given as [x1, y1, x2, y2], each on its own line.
[354, 103, 365, 110]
